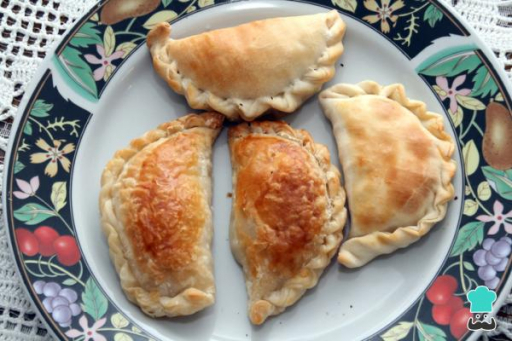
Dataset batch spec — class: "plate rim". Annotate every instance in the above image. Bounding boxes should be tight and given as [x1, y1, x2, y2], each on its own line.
[3, 1, 512, 340]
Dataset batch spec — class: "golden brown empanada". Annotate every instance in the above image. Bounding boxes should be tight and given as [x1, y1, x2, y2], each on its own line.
[319, 82, 456, 268]
[228, 121, 346, 324]
[99, 113, 224, 317]
[147, 11, 346, 121]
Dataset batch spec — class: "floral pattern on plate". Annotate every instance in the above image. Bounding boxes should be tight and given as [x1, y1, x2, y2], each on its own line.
[53, 0, 470, 101]
[376, 48, 512, 341]
[4, 0, 512, 340]
[53, 0, 218, 102]
[7, 72, 156, 340]
[330, 0, 468, 58]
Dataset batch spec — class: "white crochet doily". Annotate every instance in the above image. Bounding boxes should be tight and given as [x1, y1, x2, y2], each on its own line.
[0, 0, 511, 340]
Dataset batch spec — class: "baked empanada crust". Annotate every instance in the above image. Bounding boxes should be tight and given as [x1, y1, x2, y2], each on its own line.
[228, 121, 346, 324]
[320, 82, 456, 268]
[99, 113, 223, 317]
[147, 11, 346, 121]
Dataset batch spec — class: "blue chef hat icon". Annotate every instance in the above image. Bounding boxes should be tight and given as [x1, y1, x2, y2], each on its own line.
[467, 286, 497, 313]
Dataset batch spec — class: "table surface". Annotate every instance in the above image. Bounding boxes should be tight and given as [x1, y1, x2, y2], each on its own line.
[0, 0, 511, 340]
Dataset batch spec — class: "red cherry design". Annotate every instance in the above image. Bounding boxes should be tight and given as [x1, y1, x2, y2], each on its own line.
[448, 296, 464, 310]
[53, 236, 81, 266]
[15, 228, 39, 256]
[426, 275, 458, 305]
[432, 296, 464, 325]
[450, 307, 472, 339]
[34, 226, 59, 256]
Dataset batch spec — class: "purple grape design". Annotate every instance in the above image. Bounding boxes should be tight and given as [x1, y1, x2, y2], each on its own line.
[472, 237, 512, 289]
[32, 280, 82, 327]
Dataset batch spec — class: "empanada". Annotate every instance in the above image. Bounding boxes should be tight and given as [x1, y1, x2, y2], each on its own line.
[319, 82, 456, 268]
[99, 113, 223, 317]
[147, 11, 346, 121]
[228, 121, 346, 324]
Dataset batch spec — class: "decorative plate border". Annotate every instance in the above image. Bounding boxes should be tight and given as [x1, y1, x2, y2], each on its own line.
[3, 0, 512, 340]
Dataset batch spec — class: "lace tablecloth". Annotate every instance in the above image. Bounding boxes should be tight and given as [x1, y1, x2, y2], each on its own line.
[0, 0, 511, 340]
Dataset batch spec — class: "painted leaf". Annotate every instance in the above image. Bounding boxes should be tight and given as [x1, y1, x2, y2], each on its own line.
[495, 93, 504, 102]
[18, 139, 30, 152]
[30, 100, 53, 118]
[104, 26, 115, 57]
[482, 167, 512, 200]
[51, 182, 67, 212]
[70, 22, 102, 48]
[423, 5, 443, 28]
[449, 106, 463, 128]
[462, 140, 480, 176]
[187, 5, 197, 13]
[471, 65, 498, 97]
[331, 0, 357, 12]
[450, 221, 485, 256]
[198, 0, 214, 7]
[463, 199, 478, 216]
[465, 186, 471, 195]
[13, 203, 56, 225]
[432, 85, 447, 98]
[456, 95, 486, 111]
[111, 313, 129, 328]
[380, 322, 414, 341]
[449, 54, 481, 77]
[132, 326, 142, 333]
[59, 47, 98, 98]
[82, 278, 108, 320]
[477, 181, 491, 201]
[417, 322, 447, 341]
[143, 11, 178, 30]
[14, 161, 25, 174]
[24, 121, 33, 135]
[418, 51, 480, 77]
[162, 0, 172, 7]
[464, 261, 475, 271]
[62, 278, 77, 286]
[116, 42, 137, 58]
[114, 333, 133, 341]
[91, 13, 99, 22]
[104, 64, 114, 81]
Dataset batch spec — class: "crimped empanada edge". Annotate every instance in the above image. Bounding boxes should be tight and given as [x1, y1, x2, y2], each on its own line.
[228, 121, 347, 324]
[320, 81, 457, 268]
[147, 10, 346, 121]
[99, 112, 223, 317]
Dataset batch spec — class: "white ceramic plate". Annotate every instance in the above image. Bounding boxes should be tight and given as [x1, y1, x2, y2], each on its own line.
[4, 1, 512, 340]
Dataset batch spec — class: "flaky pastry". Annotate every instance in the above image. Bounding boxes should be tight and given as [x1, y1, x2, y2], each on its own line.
[319, 82, 456, 268]
[228, 121, 346, 324]
[99, 113, 223, 317]
[147, 11, 346, 121]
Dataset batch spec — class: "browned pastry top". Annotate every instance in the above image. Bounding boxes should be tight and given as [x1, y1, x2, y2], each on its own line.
[232, 131, 328, 276]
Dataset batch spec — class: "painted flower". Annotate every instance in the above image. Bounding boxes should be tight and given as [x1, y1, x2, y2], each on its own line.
[477, 200, 512, 235]
[363, 0, 404, 33]
[435, 75, 471, 114]
[30, 139, 75, 177]
[65, 316, 107, 341]
[84, 44, 124, 81]
[13, 176, 39, 199]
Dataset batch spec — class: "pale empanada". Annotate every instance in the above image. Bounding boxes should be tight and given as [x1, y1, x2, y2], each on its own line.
[319, 82, 456, 268]
[147, 11, 346, 121]
[228, 121, 346, 324]
[99, 112, 224, 317]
